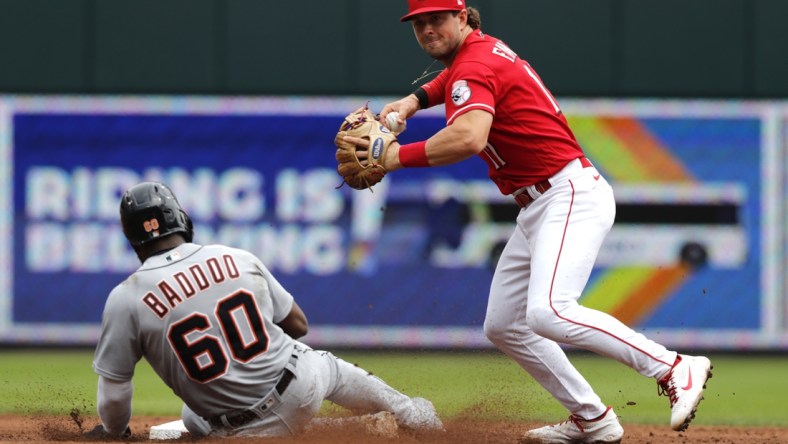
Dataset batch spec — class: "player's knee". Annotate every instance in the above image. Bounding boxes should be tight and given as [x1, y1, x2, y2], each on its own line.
[526, 300, 579, 339]
[525, 304, 559, 338]
[483, 318, 511, 345]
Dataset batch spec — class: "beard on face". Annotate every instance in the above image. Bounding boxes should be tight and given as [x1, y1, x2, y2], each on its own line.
[421, 38, 453, 61]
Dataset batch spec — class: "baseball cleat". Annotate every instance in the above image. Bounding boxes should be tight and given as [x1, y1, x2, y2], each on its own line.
[520, 406, 623, 443]
[658, 354, 713, 431]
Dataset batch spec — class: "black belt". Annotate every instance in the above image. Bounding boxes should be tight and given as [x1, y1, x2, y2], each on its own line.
[209, 408, 258, 430]
[275, 367, 295, 394]
[207, 357, 297, 429]
[514, 157, 593, 208]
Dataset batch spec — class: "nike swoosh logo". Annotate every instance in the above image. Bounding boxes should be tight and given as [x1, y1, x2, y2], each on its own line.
[681, 370, 693, 391]
[593, 174, 600, 181]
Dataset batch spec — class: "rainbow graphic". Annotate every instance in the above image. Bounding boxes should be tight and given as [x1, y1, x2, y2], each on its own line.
[567, 116, 696, 326]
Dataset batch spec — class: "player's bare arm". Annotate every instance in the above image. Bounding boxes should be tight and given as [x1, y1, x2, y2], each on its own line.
[415, 109, 492, 166]
[348, 108, 491, 172]
[379, 94, 422, 123]
[276, 301, 308, 339]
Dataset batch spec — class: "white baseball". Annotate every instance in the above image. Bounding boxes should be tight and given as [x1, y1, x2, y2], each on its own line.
[385, 112, 406, 132]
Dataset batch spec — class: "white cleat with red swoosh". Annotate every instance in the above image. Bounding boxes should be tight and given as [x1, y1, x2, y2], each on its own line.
[658, 355, 713, 431]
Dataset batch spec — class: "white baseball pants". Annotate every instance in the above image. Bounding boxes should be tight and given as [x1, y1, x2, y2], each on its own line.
[484, 158, 678, 419]
[182, 342, 428, 437]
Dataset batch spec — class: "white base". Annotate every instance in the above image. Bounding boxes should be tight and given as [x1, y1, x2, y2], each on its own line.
[149, 420, 189, 440]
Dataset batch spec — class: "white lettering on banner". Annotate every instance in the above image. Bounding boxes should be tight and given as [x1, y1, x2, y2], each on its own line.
[26, 166, 267, 221]
[26, 223, 67, 271]
[150, 168, 218, 220]
[301, 225, 344, 275]
[276, 170, 300, 222]
[26, 223, 138, 272]
[276, 168, 343, 222]
[25, 221, 346, 274]
[26, 167, 70, 219]
[275, 225, 304, 274]
[72, 167, 92, 219]
[26, 166, 145, 220]
[141, 167, 264, 221]
[69, 223, 105, 271]
[217, 168, 264, 221]
[23, 166, 350, 275]
[301, 170, 343, 222]
[106, 227, 139, 271]
[251, 225, 279, 267]
[96, 168, 142, 219]
[198, 223, 345, 276]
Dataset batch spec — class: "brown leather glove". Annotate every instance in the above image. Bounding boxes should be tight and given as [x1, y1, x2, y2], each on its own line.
[334, 105, 398, 190]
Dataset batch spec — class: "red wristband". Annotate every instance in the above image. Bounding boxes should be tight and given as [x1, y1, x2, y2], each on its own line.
[398, 141, 429, 168]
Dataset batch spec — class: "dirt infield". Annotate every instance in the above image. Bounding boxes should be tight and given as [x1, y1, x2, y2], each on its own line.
[2, 414, 787, 444]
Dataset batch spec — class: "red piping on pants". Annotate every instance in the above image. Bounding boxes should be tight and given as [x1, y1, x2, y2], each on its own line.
[547, 180, 672, 368]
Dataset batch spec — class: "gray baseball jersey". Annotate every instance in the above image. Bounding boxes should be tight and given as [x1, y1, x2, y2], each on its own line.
[93, 243, 296, 418]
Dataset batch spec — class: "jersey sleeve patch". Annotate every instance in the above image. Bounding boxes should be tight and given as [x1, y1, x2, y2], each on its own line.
[451, 80, 472, 106]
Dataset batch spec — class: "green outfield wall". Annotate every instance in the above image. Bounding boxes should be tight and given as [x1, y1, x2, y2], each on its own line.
[1, 0, 787, 98]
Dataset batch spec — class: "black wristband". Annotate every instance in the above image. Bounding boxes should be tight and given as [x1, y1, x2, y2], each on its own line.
[411, 87, 429, 110]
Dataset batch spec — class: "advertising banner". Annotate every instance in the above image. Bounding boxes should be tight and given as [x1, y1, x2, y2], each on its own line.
[0, 96, 785, 349]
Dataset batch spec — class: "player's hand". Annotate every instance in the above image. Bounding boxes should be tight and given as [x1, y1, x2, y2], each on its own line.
[339, 135, 402, 171]
[339, 134, 371, 165]
[341, 134, 370, 150]
[379, 95, 420, 124]
[84, 424, 132, 440]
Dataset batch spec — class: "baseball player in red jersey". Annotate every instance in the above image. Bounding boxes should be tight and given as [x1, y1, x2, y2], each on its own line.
[342, 1, 713, 442]
[89, 182, 442, 439]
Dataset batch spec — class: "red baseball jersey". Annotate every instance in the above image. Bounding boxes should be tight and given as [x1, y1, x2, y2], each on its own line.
[422, 29, 584, 195]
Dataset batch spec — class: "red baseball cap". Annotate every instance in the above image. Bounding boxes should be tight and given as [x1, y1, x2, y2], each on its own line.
[401, 0, 466, 22]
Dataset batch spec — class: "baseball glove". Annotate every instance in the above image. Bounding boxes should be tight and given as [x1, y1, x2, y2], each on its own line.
[334, 105, 399, 190]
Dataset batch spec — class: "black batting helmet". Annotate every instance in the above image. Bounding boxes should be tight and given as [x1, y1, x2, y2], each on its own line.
[120, 182, 194, 246]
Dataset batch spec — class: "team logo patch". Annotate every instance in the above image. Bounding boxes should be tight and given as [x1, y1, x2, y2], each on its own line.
[165, 251, 181, 262]
[451, 80, 471, 106]
[371, 137, 385, 160]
